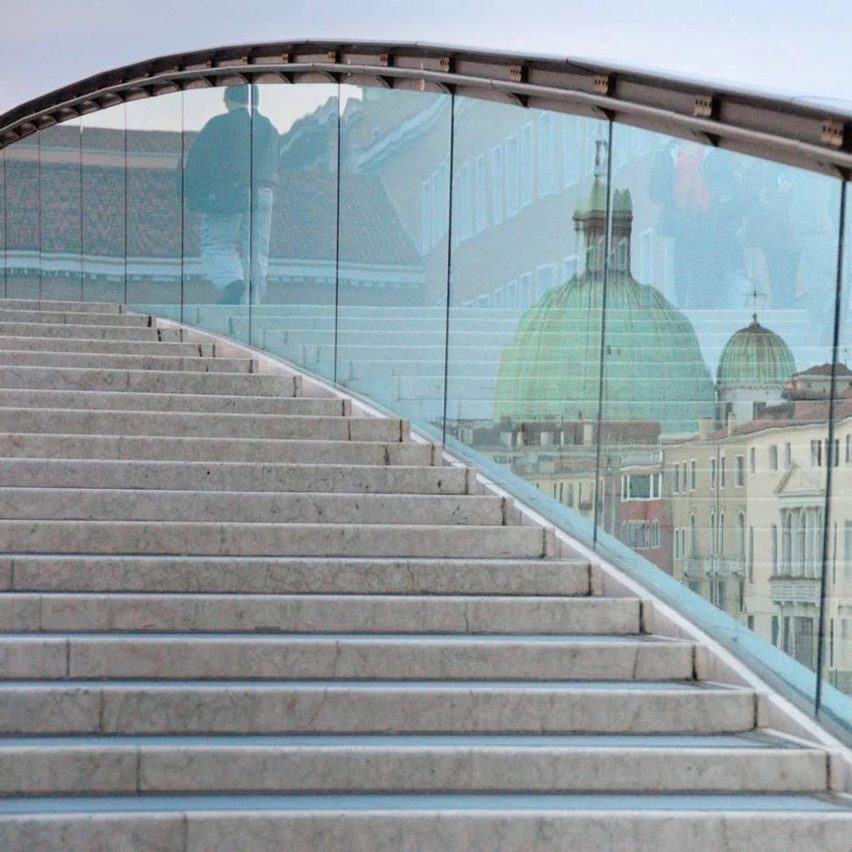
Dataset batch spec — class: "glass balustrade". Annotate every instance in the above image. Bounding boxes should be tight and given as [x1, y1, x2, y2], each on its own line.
[1, 79, 849, 738]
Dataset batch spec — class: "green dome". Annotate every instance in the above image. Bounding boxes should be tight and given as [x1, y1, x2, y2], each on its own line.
[494, 270, 716, 433]
[716, 315, 796, 387]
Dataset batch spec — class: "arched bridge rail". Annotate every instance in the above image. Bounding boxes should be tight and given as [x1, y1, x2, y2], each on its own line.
[1, 39, 851, 177]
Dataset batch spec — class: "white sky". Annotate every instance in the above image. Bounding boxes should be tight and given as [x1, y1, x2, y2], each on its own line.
[1, 0, 850, 115]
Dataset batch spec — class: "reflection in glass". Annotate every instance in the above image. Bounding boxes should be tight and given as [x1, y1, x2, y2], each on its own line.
[0, 148, 5, 296]
[126, 92, 182, 317]
[447, 99, 606, 518]
[4, 137, 40, 298]
[821, 187, 852, 726]
[82, 105, 126, 303]
[39, 120, 82, 300]
[603, 124, 841, 702]
[337, 86, 451, 420]
[248, 83, 338, 377]
[182, 85, 254, 341]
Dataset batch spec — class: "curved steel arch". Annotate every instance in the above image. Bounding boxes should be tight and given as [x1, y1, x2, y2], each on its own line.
[0, 39, 850, 177]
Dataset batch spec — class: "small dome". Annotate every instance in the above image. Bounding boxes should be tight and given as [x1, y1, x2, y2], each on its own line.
[717, 315, 796, 387]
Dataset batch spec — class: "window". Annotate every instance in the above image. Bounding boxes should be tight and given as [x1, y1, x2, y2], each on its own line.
[749, 447, 756, 473]
[690, 460, 697, 490]
[651, 519, 660, 548]
[505, 136, 519, 216]
[737, 513, 746, 559]
[719, 512, 726, 554]
[710, 458, 717, 488]
[771, 524, 778, 575]
[784, 442, 792, 468]
[491, 145, 503, 225]
[735, 456, 745, 487]
[674, 464, 680, 493]
[623, 474, 656, 500]
[845, 521, 852, 581]
[720, 457, 726, 488]
[811, 439, 822, 467]
[847, 434, 851, 464]
[455, 163, 473, 243]
[833, 438, 840, 467]
[748, 526, 754, 582]
[772, 616, 779, 646]
[747, 615, 755, 631]
[769, 445, 778, 471]
[520, 123, 534, 206]
[710, 512, 717, 556]
[681, 462, 688, 492]
[535, 264, 556, 301]
[689, 514, 696, 556]
[538, 113, 557, 196]
[474, 155, 487, 233]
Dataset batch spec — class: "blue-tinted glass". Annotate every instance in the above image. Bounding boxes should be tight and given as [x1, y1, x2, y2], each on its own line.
[81, 104, 126, 303]
[337, 86, 452, 422]
[181, 85, 252, 342]
[39, 120, 82, 300]
[4, 137, 39, 298]
[125, 93, 182, 317]
[821, 184, 852, 733]
[248, 83, 338, 373]
[445, 98, 605, 524]
[601, 124, 841, 708]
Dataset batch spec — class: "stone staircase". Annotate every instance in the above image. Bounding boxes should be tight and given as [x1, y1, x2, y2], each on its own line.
[0, 298, 849, 850]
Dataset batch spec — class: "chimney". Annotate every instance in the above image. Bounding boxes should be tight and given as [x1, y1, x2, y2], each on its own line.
[698, 417, 712, 440]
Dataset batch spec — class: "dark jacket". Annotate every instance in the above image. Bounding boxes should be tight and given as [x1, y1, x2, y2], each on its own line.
[184, 108, 279, 214]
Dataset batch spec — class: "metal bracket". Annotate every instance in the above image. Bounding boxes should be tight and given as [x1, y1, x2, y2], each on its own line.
[821, 119, 844, 149]
[594, 74, 611, 96]
[693, 94, 716, 119]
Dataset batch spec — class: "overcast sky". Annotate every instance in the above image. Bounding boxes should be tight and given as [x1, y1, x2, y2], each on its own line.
[1, 0, 850, 114]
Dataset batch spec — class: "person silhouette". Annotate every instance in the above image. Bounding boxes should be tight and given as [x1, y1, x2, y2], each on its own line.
[184, 85, 279, 304]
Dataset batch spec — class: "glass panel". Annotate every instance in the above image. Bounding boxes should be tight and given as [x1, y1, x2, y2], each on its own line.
[39, 120, 82, 300]
[4, 136, 40, 298]
[337, 86, 452, 420]
[445, 98, 605, 536]
[601, 124, 841, 708]
[821, 185, 852, 733]
[181, 85, 252, 341]
[82, 104, 126, 304]
[248, 83, 338, 374]
[0, 148, 5, 297]
[125, 92, 182, 318]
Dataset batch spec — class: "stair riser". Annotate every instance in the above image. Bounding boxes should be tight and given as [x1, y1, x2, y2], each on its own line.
[0, 300, 121, 314]
[0, 490, 500, 525]
[0, 558, 588, 596]
[0, 522, 546, 558]
[0, 391, 342, 415]
[0, 637, 674, 679]
[0, 322, 168, 341]
[0, 686, 755, 734]
[0, 336, 212, 356]
[3, 812, 852, 852]
[0, 351, 253, 373]
[0, 747, 825, 796]
[0, 367, 295, 395]
[0, 310, 149, 327]
[0, 595, 633, 634]
[0, 461, 466, 494]
[0, 435, 434, 465]
[0, 411, 402, 441]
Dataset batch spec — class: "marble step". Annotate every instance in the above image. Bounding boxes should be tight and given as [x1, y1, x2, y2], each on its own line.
[0, 308, 149, 327]
[0, 334, 214, 356]
[0, 633, 688, 680]
[0, 593, 637, 635]
[0, 488, 504, 525]
[0, 321, 178, 341]
[0, 521, 548, 558]
[0, 433, 437, 465]
[0, 389, 344, 415]
[0, 365, 298, 395]
[0, 349, 255, 373]
[0, 556, 589, 596]
[0, 459, 466, 494]
[0, 680, 756, 735]
[4, 796, 849, 852]
[0, 299, 122, 314]
[0, 408, 406, 441]
[0, 733, 826, 797]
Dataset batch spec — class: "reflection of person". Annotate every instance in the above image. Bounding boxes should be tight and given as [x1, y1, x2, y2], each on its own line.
[184, 85, 279, 304]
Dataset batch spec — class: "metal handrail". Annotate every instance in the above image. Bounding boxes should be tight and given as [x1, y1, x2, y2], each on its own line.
[0, 39, 849, 176]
